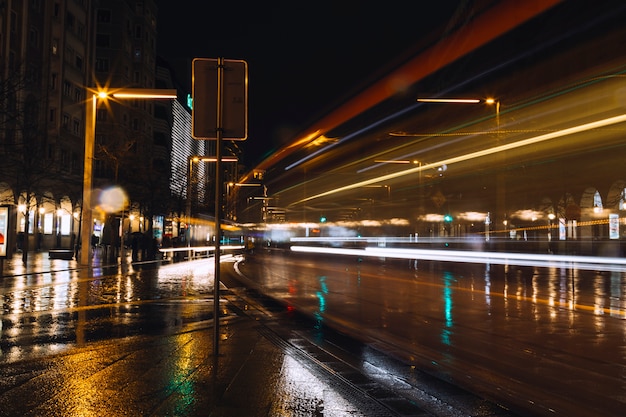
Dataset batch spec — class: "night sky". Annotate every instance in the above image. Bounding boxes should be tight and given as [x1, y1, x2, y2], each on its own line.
[154, 0, 461, 167]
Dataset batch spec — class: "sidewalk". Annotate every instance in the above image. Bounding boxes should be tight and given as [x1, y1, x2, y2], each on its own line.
[1, 248, 151, 277]
[0, 251, 415, 416]
[0, 250, 80, 277]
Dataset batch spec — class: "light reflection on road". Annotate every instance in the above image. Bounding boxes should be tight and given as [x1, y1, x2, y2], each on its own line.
[0, 255, 395, 416]
[239, 249, 626, 416]
[0, 258, 221, 363]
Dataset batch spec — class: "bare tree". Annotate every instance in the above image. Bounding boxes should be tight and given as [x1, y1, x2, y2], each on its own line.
[0, 65, 56, 263]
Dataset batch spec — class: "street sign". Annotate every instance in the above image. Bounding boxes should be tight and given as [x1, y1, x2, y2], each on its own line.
[192, 58, 248, 140]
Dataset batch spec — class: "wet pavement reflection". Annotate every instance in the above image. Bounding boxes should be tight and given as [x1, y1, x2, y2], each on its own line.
[239, 250, 626, 417]
[0, 258, 218, 360]
[0, 253, 405, 416]
[3, 249, 624, 416]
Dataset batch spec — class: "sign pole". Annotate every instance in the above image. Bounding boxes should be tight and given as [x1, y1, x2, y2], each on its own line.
[213, 58, 224, 357]
[191, 57, 247, 358]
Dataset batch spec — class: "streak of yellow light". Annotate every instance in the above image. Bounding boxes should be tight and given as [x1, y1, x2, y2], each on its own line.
[291, 114, 626, 205]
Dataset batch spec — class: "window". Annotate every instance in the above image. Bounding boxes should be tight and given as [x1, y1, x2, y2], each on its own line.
[63, 80, 71, 96]
[95, 58, 109, 72]
[5, 129, 15, 145]
[75, 54, 83, 70]
[43, 213, 53, 234]
[97, 9, 111, 23]
[97, 109, 107, 121]
[60, 149, 69, 170]
[26, 65, 40, 86]
[10, 12, 17, 33]
[59, 213, 71, 235]
[66, 12, 75, 31]
[29, 0, 42, 12]
[593, 190, 603, 213]
[71, 152, 79, 173]
[50, 73, 57, 89]
[74, 87, 81, 102]
[94, 159, 106, 177]
[49, 108, 56, 124]
[77, 23, 85, 40]
[28, 28, 39, 48]
[96, 33, 110, 47]
[73, 119, 80, 135]
[52, 38, 58, 55]
[62, 114, 70, 129]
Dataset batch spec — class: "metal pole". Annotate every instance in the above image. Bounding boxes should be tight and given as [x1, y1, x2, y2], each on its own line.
[213, 58, 224, 356]
[186, 157, 193, 260]
[80, 94, 96, 265]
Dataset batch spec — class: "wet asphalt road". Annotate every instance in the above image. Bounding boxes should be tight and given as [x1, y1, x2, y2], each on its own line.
[0, 253, 516, 416]
[238, 249, 626, 417]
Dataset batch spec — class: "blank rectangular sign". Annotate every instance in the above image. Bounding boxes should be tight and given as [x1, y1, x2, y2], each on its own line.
[192, 58, 248, 140]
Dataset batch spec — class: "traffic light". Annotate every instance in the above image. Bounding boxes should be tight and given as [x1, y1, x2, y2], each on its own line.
[320, 216, 327, 223]
[443, 214, 453, 222]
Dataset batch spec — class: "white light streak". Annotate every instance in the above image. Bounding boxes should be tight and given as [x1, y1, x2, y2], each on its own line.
[290, 245, 626, 272]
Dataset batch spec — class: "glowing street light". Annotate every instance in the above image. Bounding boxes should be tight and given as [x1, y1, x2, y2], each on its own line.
[417, 96, 502, 232]
[81, 88, 177, 265]
[417, 98, 481, 103]
[417, 96, 500, 124]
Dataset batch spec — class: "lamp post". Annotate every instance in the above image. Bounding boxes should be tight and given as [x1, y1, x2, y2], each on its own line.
[417, 97, 502, 238]
[417, 97, 500, 125]
[81, 88, 177, 265]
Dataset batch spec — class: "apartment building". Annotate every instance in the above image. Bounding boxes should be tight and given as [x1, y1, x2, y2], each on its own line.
[0, 0, 189, 259]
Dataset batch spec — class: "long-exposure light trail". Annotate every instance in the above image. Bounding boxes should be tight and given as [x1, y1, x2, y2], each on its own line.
[290, 113, 626, 206]
[290, 244, 626, 274]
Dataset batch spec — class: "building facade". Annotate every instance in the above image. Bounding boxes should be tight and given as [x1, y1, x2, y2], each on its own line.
[0, 0, 197, 260]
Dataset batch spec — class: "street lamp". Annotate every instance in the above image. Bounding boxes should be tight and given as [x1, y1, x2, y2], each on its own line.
[484, 97, 500, 130]
[81, 88, 177, 265]
[417, 96, 502, 236]
[417, 96, 500, 127]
